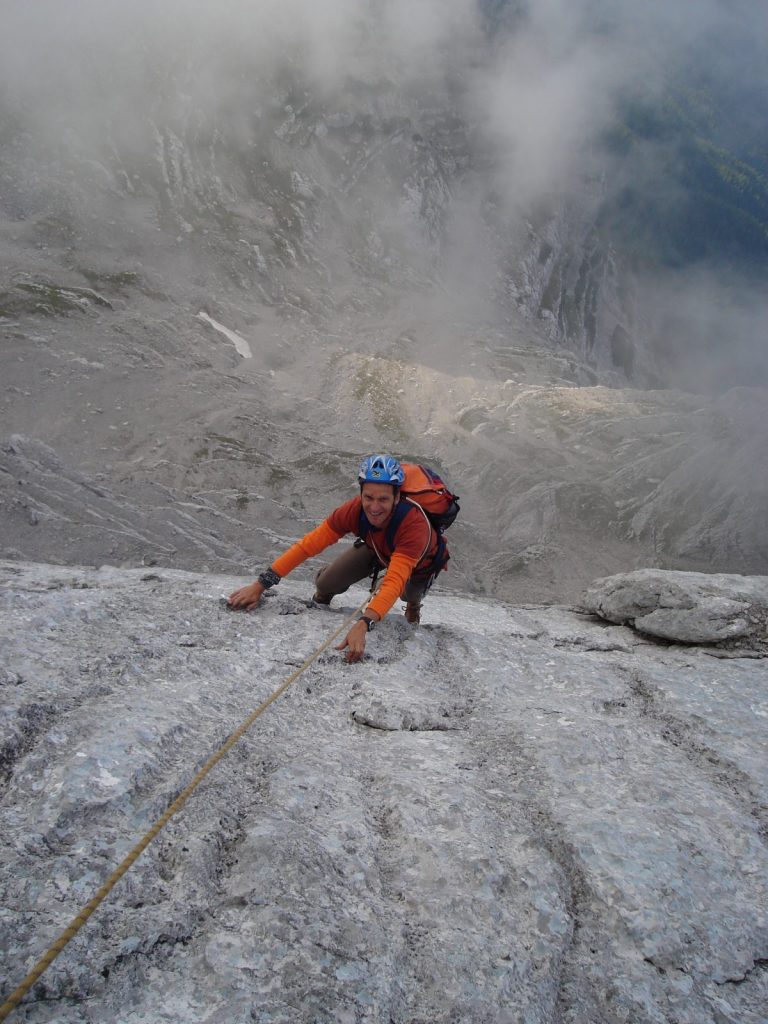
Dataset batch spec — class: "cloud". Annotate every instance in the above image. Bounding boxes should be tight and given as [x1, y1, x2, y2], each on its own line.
[474, 31, 614, 205]
[0, 0, 765, 388]
[467, 0, 768, 204]
[643, 267, 768, 392]
[3, 0, 763, 188]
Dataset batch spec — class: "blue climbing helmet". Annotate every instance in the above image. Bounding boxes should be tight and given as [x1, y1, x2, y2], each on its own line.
[357, 454, 405, 488]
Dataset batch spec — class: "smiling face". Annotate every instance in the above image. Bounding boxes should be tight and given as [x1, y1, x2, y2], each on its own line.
[361, 481, 398, 527]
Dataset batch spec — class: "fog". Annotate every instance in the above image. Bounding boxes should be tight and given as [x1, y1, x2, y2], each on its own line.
[643, 269, 768, 392]
[7, 1, 762, 146]
[1, 0, 766, 387]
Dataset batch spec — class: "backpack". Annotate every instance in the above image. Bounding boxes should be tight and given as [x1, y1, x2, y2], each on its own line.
[356, 463, 459, 578]
[400, 463, 460, 532]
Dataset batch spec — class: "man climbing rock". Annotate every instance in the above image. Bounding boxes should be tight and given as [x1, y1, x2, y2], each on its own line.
[227, 455, 451, 663]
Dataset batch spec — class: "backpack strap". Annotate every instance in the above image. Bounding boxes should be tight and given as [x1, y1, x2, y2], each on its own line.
[358, 498, 433, 568]
[397, 498, 433, 565]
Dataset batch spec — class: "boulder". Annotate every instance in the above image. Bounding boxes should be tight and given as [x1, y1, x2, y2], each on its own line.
[582, 569, 768, 644]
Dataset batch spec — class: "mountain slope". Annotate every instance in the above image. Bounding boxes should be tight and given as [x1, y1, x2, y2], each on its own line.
[1, 1, 767, 599]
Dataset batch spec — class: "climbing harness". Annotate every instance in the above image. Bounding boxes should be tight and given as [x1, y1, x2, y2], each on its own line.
[0, 593, 370, 1022]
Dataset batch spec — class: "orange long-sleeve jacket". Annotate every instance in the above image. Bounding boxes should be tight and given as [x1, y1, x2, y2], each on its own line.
[271, 496, 443, 619]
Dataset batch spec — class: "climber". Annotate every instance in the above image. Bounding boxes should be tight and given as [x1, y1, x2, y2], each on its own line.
[227, 454, 449, 663]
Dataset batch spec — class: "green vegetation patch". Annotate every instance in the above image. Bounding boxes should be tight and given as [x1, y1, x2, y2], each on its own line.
[602, 85, 768, 268]
[78, 269, 141, 291]
[0, 280, 112, 317]
[352, 359, 408, 440]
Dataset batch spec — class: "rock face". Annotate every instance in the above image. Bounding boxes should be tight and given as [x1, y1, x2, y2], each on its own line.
[1, 561, 767, 1023]
[582, 569, 768, 646]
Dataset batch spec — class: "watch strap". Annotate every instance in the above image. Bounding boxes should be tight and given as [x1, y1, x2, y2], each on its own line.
[257, 568, 281, 588]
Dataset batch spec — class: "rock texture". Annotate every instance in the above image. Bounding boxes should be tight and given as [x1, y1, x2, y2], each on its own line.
[582, 569, 768, 646]
[1, 561, 767, 1023]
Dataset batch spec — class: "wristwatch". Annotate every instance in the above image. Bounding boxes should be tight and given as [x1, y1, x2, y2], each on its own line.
[360, 615, 376, 632]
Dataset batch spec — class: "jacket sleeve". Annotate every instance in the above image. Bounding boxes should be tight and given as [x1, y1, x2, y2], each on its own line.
[270, 520, 345, 578]
[366, 551, 419, 619]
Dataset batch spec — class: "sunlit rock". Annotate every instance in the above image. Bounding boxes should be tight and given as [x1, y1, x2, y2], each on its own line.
[1, 562, 766, 1023]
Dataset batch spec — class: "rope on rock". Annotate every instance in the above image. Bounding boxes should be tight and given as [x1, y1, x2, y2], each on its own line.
[0, 595, 369, 1022]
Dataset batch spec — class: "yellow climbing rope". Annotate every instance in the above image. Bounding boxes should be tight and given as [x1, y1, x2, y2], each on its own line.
[0, 595, 369, 1022]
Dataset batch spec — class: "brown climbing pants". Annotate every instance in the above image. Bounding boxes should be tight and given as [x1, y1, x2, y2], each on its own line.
[314, 542, 432, 607]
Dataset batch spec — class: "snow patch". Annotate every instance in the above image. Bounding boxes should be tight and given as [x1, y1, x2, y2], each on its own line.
[197, 312, 253, 359]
